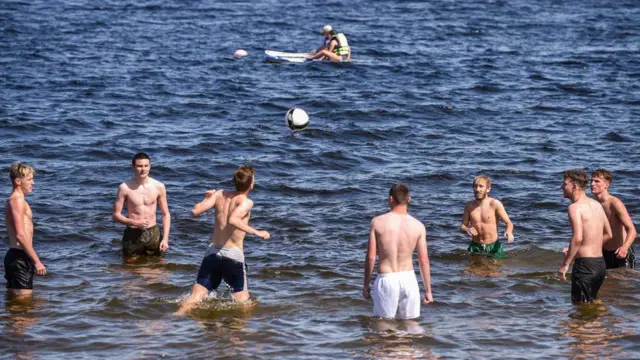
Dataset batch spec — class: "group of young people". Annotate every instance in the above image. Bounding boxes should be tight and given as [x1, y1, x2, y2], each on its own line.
[3, 154, 636, 320]
[363, 170, 636, 320]
[3, 154, 270, 310]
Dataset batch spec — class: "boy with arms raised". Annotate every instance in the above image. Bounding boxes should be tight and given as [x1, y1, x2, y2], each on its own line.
[5, 163, 46, 297]
[460, 175, 514, 259]
[177, 166, 270, 313]
[591, 169, 637, 269]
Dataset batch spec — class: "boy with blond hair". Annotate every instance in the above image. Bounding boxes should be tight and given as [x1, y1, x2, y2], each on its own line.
[5, 162, 46, 297]
[460, 175, 514, 259]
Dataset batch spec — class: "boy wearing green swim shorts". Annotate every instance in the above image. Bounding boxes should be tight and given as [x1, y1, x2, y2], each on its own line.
[460, 175, 514, 259]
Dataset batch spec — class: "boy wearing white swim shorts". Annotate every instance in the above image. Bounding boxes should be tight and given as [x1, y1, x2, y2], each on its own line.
[363, 184, 433, 319]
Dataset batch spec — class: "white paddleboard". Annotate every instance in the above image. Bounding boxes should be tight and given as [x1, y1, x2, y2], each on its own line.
[264, 50, 310, 63]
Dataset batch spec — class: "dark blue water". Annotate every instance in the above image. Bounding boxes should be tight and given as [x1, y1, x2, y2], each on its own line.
[1, 0, 639, 358]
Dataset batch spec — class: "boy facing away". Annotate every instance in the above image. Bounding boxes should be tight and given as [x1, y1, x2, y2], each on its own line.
[177, 166, 270, 314]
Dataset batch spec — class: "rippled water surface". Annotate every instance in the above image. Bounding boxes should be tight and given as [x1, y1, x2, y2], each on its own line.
[1, 0, 640, 358]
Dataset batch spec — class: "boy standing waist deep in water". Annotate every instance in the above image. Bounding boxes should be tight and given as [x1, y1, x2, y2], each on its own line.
[460, 175, 514, 259]
[5, 162, 46, 298]
[112, 153, 171, 257]
[559, 169, 612, 303]
[363, 184, 433, 319]
[590, 169, 637, 269]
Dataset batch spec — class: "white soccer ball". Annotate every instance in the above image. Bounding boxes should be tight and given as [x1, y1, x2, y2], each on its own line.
[285, 108, 309, 131]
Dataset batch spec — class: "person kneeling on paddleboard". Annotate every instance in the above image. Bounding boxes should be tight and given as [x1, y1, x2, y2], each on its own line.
[307, 28, 351, 62]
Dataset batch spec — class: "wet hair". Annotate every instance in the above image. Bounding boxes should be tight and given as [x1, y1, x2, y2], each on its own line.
[473, 175, 491, 188]
[132, 152, 151, 166]
[591, 168, 613, 183]
[389, 184, 410, 205]
[564, 169, 588, 189]
[9, 162, 35, 182]
[330, 30, 337, 36]
[234, 166, 255, 192]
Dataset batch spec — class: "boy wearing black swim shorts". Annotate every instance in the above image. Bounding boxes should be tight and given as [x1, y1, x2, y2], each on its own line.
[590, 169, 637, 269]
[559, 170, 612, 303]
[5, 162, 46, 297]
[112, 153, 171, 257]
[176, 166, 270, 314]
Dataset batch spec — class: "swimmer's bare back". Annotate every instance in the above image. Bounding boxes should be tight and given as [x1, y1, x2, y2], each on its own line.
[372, 212, 424, 274]
[196, 189, 270, 248]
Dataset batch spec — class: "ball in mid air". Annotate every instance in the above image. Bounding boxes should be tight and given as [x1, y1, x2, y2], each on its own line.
[285, 108, 309, 131]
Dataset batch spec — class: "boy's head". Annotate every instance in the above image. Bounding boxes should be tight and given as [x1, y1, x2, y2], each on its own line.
[389, 184, 410, 205]
[473, 175, 491, 200]
[234, 166, 255, 192]
[9, 162, 35, 193]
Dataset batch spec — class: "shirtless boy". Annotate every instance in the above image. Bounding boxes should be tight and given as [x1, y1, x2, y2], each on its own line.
[363, 184, 433, 320]
[5, 162, 46, 297]
[591, 169, 637, 269]
[112, 153, 170, 257]
[559, 169, 612, 303]
[177, 166, 270, 313]
[460, 176, 514, 259]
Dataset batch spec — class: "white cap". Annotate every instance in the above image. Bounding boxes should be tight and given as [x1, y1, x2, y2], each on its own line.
[321, 24, 332, 34]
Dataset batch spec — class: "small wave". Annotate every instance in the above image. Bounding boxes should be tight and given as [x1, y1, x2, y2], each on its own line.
[164, 262, 199, 271]
[549, 60, 588, 67]
[529, 74, 552, 81]
[404, 173, 456, 182]
[478, 169, 537, 175]
[529, 201, 560, 209]
[274, 184, 363, 196]
[424, 173, 456, 180]
[472, 84, 502, 93]
[557, 84, 596, 95]
[506, 271, 556, 279]
[339, 128, 387, 141]
[259, 268, 305, 279]
[531, 104, 560, 111]
[604, 132, 627, 142]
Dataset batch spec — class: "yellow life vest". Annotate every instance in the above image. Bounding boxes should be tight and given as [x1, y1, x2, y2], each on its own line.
[331, 33, 350, 56]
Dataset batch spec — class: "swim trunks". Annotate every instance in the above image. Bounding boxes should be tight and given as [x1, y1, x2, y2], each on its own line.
[372, 270, 420, 319]
[468, 240, 505, 259]
[602, 246, 636, 269]
[122, 225, 162, 257]
[571, 257, 606, 303]
[196, 245, 247, 293]
[4, 248, 35, 290]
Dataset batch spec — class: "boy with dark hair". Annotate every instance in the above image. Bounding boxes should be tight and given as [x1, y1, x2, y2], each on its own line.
[559, 169, 612, 302]
[363, 184, 433, 319]
[113, 153, 171, 257]
[591, 169, 637, 269]
[177, 166, 270, 313]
